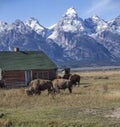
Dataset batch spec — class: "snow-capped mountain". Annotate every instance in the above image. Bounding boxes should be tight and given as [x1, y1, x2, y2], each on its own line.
[48, 8, 85, 34]
[57, 8, 85, 33]
[48, 8, 86, 48]
[0, 7, 120, 67]
[89, 15, 120, 60]
[25, 17, 47, 37]
[0, 21, 8, 32]
[84, 15, 109, 34]
[109, 15, 120, 34]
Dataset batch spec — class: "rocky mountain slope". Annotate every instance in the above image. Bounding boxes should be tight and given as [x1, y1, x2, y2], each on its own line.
[0, 8, 120, 67]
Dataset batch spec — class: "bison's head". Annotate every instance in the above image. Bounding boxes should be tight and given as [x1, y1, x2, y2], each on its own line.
[25, 89, 33, 96]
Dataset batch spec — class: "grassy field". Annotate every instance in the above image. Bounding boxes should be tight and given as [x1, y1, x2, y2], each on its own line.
[0, 70, 120, 127]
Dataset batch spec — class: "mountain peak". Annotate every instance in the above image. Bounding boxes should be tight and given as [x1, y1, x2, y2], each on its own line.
[26, 17, 40, 24]
[114, 15, 120, 24]
[0, 12, 120, 67]
[25, 17, 43, 28]
[0, 20, 8, 31]
[65, 7, 77, 16]
[48, 7, 85, 36]
[25, 17, 46, 36]
[12, 19, 25, 28]
[13, 19, 24, 24]
[25, 17, 45, 30]
[90, 15, 102, 21]
[0, 20, 8, 26]
[116, 15, 120, 19]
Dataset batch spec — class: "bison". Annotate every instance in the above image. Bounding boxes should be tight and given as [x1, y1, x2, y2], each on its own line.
[69, 74, 80, 87]
[52, 79, 73, 93]
[26, 79, 53, 96]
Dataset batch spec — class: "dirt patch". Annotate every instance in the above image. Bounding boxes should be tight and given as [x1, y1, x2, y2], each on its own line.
[84, 108, 97, 115]
[105, 108, 120, 119]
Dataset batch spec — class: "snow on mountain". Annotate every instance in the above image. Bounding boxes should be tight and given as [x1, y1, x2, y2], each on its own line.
[93, 30, 120, 60]
[25, 17, 47, 37]
[0, 20, 8, 32]
[46, 8, 117, 66]
[48, 23, 57, 30]
[48, 7, 86, 48]
[108, 15, 120, 34]
[84, 15, 109, 34]
[0, 8, 120, 67]
[84, 15, 120, 61]
[60, 7, 85, 32]
[10, 19, 31, 33]
[0, 19, 47, 51]
[47, 8, 120, 66]
[49, 8, 85, 35]
[65, 7, 77, 16]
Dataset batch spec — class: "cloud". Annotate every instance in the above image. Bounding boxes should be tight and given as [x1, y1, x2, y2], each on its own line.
[83, 0, 120, 20]
[85, 0, 112, 16]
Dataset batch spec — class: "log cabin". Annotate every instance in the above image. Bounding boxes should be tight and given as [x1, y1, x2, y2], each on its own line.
[0, 48, 57, 88]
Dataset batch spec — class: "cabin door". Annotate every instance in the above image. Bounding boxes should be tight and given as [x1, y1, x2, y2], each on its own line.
[25, 70, 32, 85]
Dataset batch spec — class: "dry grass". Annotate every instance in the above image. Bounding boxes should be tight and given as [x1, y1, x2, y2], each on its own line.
[0, 70, 120, 127]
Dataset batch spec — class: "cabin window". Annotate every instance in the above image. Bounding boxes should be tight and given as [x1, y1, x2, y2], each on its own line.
[36, 71, 49, 79]
[33, 70, 56, 80]
[38, 72, 42, 79]
[43, 71, 49, 79]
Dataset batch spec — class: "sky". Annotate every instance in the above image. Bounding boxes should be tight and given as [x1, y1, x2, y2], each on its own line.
[0, 0, 120, 27]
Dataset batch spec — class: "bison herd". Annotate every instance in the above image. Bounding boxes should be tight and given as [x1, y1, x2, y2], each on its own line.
[0, 73, 80, 96]
[25, 74, 80, 96]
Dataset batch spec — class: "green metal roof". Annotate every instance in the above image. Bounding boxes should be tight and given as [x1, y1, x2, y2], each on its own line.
[0, 51, 57, 71]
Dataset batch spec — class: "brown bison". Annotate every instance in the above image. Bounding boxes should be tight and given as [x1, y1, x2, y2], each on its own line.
[52, 79, 73, 93]
[26, 79, 53, 95]
[69, 74, 80, 87]
[0, 80, 5, 88]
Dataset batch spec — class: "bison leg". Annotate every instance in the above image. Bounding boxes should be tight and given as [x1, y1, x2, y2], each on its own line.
[54, 87, 60, 94]
[47, 86, 54, 95]
[48, 89, 55, 97]
[33, 88, 41, 95]
[78, 80, 80, 87]
[36, 90, 41, 95]
[38, 91, 41, 95]
[74, 82, 77, 87]
[68, 87, 72, 93]
[48, 89, 52, 95]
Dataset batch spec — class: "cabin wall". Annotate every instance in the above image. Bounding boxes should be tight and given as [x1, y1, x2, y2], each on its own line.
[32, 69, 57, 80]
[3, 70, 25, 88]
[2, 69, 57, 88]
